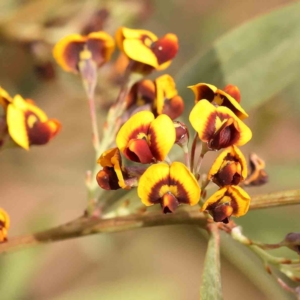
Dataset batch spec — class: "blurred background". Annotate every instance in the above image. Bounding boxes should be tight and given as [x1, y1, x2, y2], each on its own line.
[0, 0, 300, 299]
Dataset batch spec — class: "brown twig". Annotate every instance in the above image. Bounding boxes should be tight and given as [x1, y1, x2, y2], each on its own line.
[1, 189, 300, 254]
[0, 209, 207, 254]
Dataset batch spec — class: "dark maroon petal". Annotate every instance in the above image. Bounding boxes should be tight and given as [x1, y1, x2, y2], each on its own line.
[125, 138, 154, 163]
[151, 34, 178, 65]
[86, 38, 107, 67]
[161, 192, 179, 214]
[63, 41, 85, 72]
[209, 119, 240, 150]
[96, 167, 120, 190]
[162, 95, 184, 120]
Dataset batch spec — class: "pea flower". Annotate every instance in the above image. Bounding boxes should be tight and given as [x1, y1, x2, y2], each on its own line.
[244, 152, 268, 186]
[138, 162, 200, 213]
[208, 146, 247, 186]
[53, 31, 115, 73]
[189, 100, 252, 151]
[116, 111, 175, 164]
[0, 208, 10, 242]
[0, 88, 60, 150]
[189, 83, 247, 119]
[96, 147, 145, 190]
[116, 27, 178, 73]
[126, 74, 184, 119]
[201, 186, 250, 223]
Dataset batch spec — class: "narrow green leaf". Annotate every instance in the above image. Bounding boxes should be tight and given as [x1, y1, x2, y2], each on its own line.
[177, 2, 300, 113]
[200, 224, 223, 300]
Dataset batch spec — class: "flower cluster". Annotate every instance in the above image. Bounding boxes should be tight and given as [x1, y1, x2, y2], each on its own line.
[0, 87, 61, 150]
[53, 26, 264, 223]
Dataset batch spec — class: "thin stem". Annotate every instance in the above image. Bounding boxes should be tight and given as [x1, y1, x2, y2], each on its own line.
[183, 144, 190, 170]
[250, 189, 300, 210]
[78, 50, 100, 152]
[190, 132, 199, 173]
[86, 63, 142, 214]
[195, 142, 209, 178]
[87, 95, 100, 150]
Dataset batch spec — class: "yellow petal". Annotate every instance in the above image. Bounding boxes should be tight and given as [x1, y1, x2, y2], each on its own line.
[0, 87, 12, 109]
[215, 90, 248, 120]
[53, 34, 86, 72]
[7, 95, 29, 149]
[123, 39, 158, 67]
[188, 83, 217, 102]
[189, 100, 217, 141]
[155, 74, 177, 115]
[0, 208, 10, 230]
[169, 162, 200, 205]
[201, 187, 227, 212]
[97, 147, 119, 167]
[116, 27, 157, 51]
[232, 146, 247, 179]
[227, 186, 250, 217]
[137, 163, 170, 206]
[148, 114, 175, 161]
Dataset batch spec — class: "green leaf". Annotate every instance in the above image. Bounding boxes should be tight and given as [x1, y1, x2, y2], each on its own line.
[200, 225, 223, 300]
[176, 2, 300, 113]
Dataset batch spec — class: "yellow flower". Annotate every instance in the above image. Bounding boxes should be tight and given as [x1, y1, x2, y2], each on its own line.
[208, 146, 247, 186]
[53, 31, 115, 73]
[138, 162, 200, 213]
[189, 83, 247, 119]
[0, 208, 10, 242]
[116, 111, 175, 164]
[201, 186, 250, 223]
[189, 100, 252, 151]
[1, 88, 61, 150]
[116, 27, 178, 73]
[126, 74, 184, 120]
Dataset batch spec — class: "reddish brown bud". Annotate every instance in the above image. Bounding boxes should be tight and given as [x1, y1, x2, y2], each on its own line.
[96, 167, 120, 190]
[282, 232, 300, 254]
[223, 84, 241, 103]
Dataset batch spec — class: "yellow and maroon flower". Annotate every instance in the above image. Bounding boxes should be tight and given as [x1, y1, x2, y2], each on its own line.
[189, 83, 247, 119]
[138, 162, 200, 213]
[189, 100, 252, 151]
[208, 146, 247, 186]
[6, 94, 60, 150]
[154, 74, 184, 119]
[126, 74, 184, 120]
[0, 208, 10, 242]
[126, 79, 156, 111]
[53, 31, 115, 73]
[116, 27, 178, 73]
[243, 153, 268, 186]
[116, 111, 175, 164]
[96, 147, 132, 190]
[201, 185, 250, 223]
